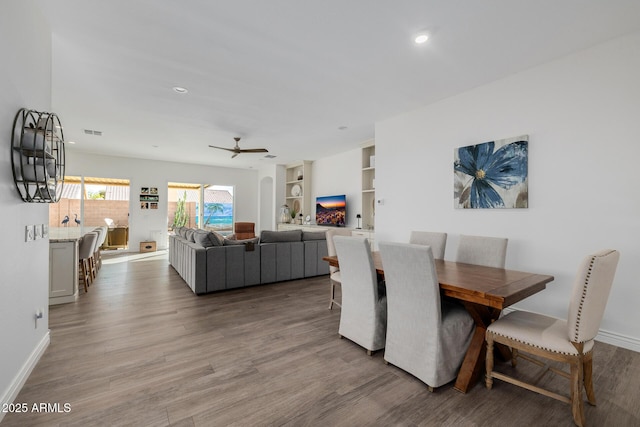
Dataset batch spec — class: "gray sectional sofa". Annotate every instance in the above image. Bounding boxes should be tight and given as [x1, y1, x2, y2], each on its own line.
[169, 228, 329, 295]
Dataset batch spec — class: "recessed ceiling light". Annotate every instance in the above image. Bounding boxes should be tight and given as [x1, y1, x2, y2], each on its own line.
[66, 141, 76, 144]
[173, 86, 188, 94]
[414, 33, 429, 44]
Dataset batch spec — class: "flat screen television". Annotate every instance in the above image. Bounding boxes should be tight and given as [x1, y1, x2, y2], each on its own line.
[315, 194, 346, 227]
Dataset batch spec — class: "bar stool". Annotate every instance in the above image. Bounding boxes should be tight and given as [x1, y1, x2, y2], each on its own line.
[93, 226, 108, 271]
[78, 232, 98, 291]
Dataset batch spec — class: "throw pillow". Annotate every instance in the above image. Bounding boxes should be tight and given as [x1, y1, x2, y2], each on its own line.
[185, 228, 195, 243]
[193, 230, 225, 247]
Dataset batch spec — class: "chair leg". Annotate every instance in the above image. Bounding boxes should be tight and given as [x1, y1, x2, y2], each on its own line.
[96, 249, 102, 270]
[329, 281, 335, 310]
[89, 255, 97, 280]
[583, 353, 596, 405]
[512, 348, 519, 367]
[485, 334, 494, 390]
[328, 281, 341, 309]
[84, 258, 93, 286]
[79, 260, 89, 291]
[570, 359, 586, 427]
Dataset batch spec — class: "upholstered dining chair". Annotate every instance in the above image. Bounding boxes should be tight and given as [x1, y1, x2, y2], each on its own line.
[234, 222, 255, 240]
[456, 234, 508, 268]
[409, 231, 447, 259]
[326, 228, 353, 309]
[379, 242, 474, 391]
[486, 249, 620, 427]
[333, 236, 387, 355]
[78, 232, 98, 292]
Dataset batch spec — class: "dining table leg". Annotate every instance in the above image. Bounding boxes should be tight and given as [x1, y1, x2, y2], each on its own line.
[453, 302, 508, 393]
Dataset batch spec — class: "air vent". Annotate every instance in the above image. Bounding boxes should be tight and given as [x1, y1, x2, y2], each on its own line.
[83, 129, 103, 136]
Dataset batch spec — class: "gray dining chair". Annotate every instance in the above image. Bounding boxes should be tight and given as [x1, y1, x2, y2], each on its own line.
[326, 228, 353, 309]
[379, 242, 474, 390]
[456, 234, 508, 268]
[333, 236, 387, 355]
[486, 249, 620, 427]
[409, 231, 447, 259]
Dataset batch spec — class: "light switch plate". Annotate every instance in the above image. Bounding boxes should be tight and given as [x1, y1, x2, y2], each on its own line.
[25, 225, 35, 242]
[42, 224, 49, 238]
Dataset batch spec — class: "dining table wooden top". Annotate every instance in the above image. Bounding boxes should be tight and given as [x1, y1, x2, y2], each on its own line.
[322, 252, 554, 311]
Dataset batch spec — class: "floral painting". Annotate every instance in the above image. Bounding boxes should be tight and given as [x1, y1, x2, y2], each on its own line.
[454, 135, 528, 209]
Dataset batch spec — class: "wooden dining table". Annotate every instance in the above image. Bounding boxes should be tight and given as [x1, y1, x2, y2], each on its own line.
[322, 252, 554, 393]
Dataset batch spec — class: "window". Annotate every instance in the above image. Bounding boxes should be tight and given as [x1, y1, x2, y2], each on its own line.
[202, 185, 234, 235]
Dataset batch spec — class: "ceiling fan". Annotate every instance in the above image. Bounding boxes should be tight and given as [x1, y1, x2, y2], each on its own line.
[208, 137, 268, 158]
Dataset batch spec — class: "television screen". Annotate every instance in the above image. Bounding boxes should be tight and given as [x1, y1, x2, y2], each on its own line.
[316, 194, 346, 226]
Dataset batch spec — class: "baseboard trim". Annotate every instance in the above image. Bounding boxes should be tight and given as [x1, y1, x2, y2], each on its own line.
[595, 329, 640, 353]
[502, 307, 640, 353]
[0, 331, 50, 423]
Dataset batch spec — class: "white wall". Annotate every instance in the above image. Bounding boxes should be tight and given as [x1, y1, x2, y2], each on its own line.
[0, 0, 52, 414]
[258, 164, 283, 232]
[65, 151, 259, 249]
[375, 32, 640, 350]
[311, 147, 362, 227]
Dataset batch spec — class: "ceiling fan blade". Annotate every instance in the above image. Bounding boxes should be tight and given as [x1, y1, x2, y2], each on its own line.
[239, 148, 269, 153]
[208, 145, 236, 152]
[210, 137, 267, 159]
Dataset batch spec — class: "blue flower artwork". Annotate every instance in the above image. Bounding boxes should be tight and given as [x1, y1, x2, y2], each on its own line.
[454, 135, 528, 209]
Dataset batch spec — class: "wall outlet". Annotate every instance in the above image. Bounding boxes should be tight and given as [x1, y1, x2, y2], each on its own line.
[25, 225, 35, 242]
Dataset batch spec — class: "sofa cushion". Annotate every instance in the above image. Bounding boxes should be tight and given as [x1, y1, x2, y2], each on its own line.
[302, 231, 327, 241]
[260, 230, 302, 243]
[193, 230, 225, 247]
[185, 228, 196, 242]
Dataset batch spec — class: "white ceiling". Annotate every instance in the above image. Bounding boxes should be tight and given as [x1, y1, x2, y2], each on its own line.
[34, 0, 640, 169]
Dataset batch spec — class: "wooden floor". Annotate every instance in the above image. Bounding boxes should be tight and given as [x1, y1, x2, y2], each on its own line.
[3, 250, 639, 426]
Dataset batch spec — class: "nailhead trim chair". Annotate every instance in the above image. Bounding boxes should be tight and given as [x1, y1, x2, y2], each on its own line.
[485, 249, 620, 427]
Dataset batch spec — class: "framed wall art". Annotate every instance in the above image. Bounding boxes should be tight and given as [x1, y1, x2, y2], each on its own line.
[454, 135, 528, 209]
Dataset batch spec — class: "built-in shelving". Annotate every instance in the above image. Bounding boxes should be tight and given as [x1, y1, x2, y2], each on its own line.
[361, 141, 375, 230]
[284, 160, 312, 223]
